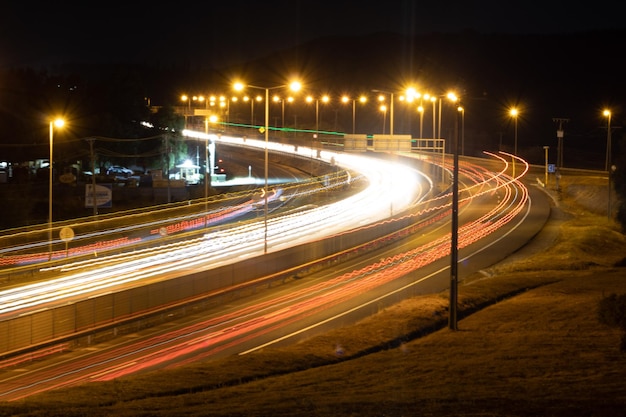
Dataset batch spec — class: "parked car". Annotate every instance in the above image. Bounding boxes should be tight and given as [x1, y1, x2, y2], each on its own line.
[106, 166, 134, 177]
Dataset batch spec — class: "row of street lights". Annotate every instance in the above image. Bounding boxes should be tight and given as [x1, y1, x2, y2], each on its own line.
[181, 88, 465, 137]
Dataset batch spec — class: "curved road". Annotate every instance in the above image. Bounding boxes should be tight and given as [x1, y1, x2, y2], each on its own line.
[0, 142, 548, 401]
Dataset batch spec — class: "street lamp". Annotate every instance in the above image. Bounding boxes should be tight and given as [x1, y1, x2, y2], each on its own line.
[604, 109, 612, 220]
[180, 95, 191, 127]
[423, 94, 437, 138]
[242, 95, 263, 127]
[204, 114, 219, 216]
[233, 80, 301, 253]
[510, 107, 519, 177]
[306, 94, 330, 137]
[372, 89, 394, 135]
[449, 98, 461, 331]
[379, 104, 388, 134]
[341, 95, 367, 134]
[417, 104, 424, 139]
[272, 95, 295, 132]
[48, 117, 65, 259]
[604, 109, 612, 172]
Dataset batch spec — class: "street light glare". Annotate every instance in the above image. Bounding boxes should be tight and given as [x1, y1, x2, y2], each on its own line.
[53, 118, 65, 128]
[510, 108, 519, 117]
[603, 109, 611, 117]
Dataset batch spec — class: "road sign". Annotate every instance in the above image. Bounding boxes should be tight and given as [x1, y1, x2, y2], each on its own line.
[59, 227, 75, 242]
[548, 164, 556, 173]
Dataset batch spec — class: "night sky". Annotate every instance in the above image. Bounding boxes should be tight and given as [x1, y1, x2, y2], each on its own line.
[1, 1, 624, 170]
[2, 1, 624, 68]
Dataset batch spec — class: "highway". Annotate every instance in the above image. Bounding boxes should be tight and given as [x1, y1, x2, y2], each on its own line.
[0, 135, 545, 401]
[0, 135, 428, 319]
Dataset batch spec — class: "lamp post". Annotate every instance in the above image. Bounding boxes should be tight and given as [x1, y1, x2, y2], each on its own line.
[510, 108, 519, 177]
[423, 94, 437, 139]
[306, 94, 330, 136]
[234, 80, 301, 253]
[373, 90, 394, 135]
[379, 104, 388, 134]
[604, 109, 612, 220]
[604, 109, 612, 172]
[417, 104, 424, 139]
[242, 95, 263, 127]
[449, 100, 461, 331]
[48, 118, 65, 259]
[341, 95, 366, 134]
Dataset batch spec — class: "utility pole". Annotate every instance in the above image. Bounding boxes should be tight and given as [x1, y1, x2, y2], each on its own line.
[552, 118, 569, 191]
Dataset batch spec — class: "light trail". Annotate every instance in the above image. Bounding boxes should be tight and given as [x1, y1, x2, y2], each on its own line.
[0, 149, 531, 400]
[0, 136, 427, 317]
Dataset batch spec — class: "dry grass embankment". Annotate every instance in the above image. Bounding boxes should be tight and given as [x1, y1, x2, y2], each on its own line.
[2, 176, 625, 417]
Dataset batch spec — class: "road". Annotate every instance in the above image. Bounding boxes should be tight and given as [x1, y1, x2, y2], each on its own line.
[0, 139, 548, 401]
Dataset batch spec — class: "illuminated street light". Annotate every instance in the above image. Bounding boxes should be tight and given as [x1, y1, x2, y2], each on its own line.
[204, 114, 219, 216]
[48, 117, 65, 259]
[448, 94, 462, 331]
[510, 107, 519, 177]
[417, 104, 424, 139]
[604, 109, 612, 220]
[423, 94, 437, 138]
[372, 89, 394, 135]
[181, 95, 191, 127]
[233, 80, 302, 253]
[341, 95, 367, 134]
[306, 94, 330, 137]
[603, 109, 612, 172]
[379, 104, 388, 134]
[242, 95, 263, 126]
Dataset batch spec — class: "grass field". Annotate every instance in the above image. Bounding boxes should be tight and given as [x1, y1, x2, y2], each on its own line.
[1, 176, 625, 416]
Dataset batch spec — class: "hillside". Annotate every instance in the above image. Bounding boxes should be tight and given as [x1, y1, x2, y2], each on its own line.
[1, 174, 625, 416]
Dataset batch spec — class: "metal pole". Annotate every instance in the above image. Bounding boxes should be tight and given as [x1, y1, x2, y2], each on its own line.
[205, 119, 209, 217]
[438, 98, 442, 140]
[606, 113, 612, 220]
[432, 100, 436, 139]
[48, 121, 54, 260]
[264, 88, 269, 253]
[382, 109, 387, 135]
[449, 106, 459, 330]
[605, 112, 612, 172]
[513, 116, 518, 177]
[390, 93, 394, 136]
[315, 99, 319, 134]
[461, 108, 465, 156]
[352, 99, 356, 134]
[419, 106, 423, 139]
